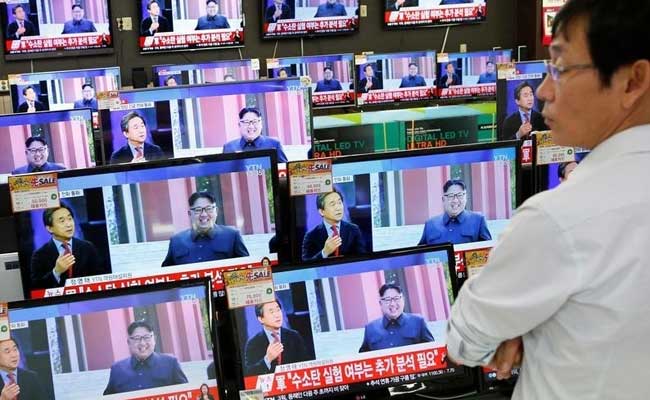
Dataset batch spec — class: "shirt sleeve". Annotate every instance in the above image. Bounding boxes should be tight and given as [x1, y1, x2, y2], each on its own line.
[446, 203, 581, 366]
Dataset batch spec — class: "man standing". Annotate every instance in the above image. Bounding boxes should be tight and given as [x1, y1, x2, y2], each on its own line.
[141, 0, 171, 36]
[447, 1, 650, 398]
[109, 111, 165, 164]
[386, 0, 419, 10]
[0, 339, 49, 400]
[418, 179, 491, 246]
[11, 137, 66, 174]
[359, 283, 434, 352]
[358, 64, 382, 93]
[162, 192, 249, 267]
[6, 5, 36, 40]
[244, 300, 309, 375]
[30, 205, 106, 290]
[477, 61, 497, 84]
[399, 63, 427, 88]
[17, 86, 46, 113]
[103, 321, 188, 395]
[195, 0, 230, 30]
[222, 107, 288, 163]
[265, 0, 294, 23]
[301, 190, 366, 261]
[499, 81, 548, 140]
[314, 66, 343, 92]
[73, 83, 98, 111]
[314, 0, 347, 17]
[61, 4, 97, 34]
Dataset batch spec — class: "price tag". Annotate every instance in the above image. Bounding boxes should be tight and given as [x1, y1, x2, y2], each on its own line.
[239, 389, 264, 400]
[287, 160, 333, 197]
[223, 266, 274, 310]
[97, 90, 121, 110]
[251, 58, 261, 71]
[535, 131, 576, 165]
[266, 58, 280, 69]
[0, 302, 9, 341]
[8, 173, 60, 213]
[497, 62, 516, 80]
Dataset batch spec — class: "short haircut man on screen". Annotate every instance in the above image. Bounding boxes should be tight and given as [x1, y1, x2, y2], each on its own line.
[162, 191, 249, 267]
[499, 81, 549, 141]
[222, 107, 288, 163]
[301, 189, 367, 261]
[358, 64, 382, 93]
[359, 283, 434, 352]
[109, 111, 165, 164]
[386, 0, 419, 11]
[164, 75, 179, 86]
[61, 4, 97, 34]
[314, 66, 343, 92]
[141, 0, 171, 36]
[244, 300, 309, 375]
[265, 0, 294, 23]
[314, 0, 347, 18]
[418, 179, 491, 246]
[195, 0, 230, 30]
[477, 61, 497, 84]
[103, 321, 188, 395]
[17, 86, 46, 113]
[6, 5, 36, 40]
[30, 205, 106, 290]
[73, 83, 98, 111]
[399, 62, 427, 88]
[0, 339, 48, 400]
[11, 137, 66, 174]
[439, 62, 460, 88]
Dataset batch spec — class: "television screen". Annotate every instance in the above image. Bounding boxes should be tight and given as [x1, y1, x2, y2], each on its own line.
[261, 0, 360, 39]
[13, 151, 280, 299]
[137, 0, 244, 53]
[6, 279, 221, 399]
[354, 51, 437, 106]
[0, 0, 114, 60]
[436, 50, 511, 99]
[227, 246, 462, 398]
[289, 142, 519, 262]
[267, 54, 355, 108]
[98, 78, 312, 164]
[0, 109, 96, 184]
[384, 0, 487, 29]
[152, 58, 260, 87]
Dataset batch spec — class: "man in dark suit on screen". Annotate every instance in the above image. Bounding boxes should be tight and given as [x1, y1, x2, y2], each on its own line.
[386, 0, 419, 10]
[109, 111, 165, 164]
[499, 81, 549, 141]
[301, 190, 367, 261]
[141, 0, 171, 36]
[195, 0, 230, 30]
[357, 64, 382, 93]
[30, 205, 106, 290]
[244, 300, 309, 376]
[0, 339, 49, 400]
[6, 5, 36, 40]
[265, 0, 294, 23]
[17, 86, 46, 113]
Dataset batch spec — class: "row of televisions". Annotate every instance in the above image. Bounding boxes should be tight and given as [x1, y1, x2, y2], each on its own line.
[3, 138, 521, 400]
[0, 0, 487, 60]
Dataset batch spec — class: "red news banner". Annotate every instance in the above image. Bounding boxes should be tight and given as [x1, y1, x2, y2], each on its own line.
[140, 31, 244, 51]
[385, 5, 486, 26]
[6, 34, 111, 54]
[265, 17, 356, 35]
[245, 347, 447, 398]
[311, 91, 355, 106]
[128, 386, 218, 400]
[439, 84, 495, 99]
[360, 88, 435, 105]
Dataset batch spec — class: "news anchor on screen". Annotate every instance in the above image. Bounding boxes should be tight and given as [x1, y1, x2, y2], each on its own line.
[314, 66, 343, 92]
[30, 205, 106, 290]
[244, 300, 310, 375]
[11, 137, 66, 174]
[61, 4, 97, 34]
[477, 61, 497, 84]
[359, 283, 434, 352]
[265, 0, 294, 22]
[162, 191, 249, 267]
[6, 5, 36, 40]
[141, 0, 171, 36]
[17, 86, 46, 113]
[314, 0, 347, 17]
[109, 111, 165, 164]
[165, 75, 179, 86]
[0, 339, 48, 400]
[222, 107, 288, 163]
[195, 0, 230, 30]
[418, 179, 492, 246]
[386, 0, 419, 10]
[197, 383, 215, 400]
[301, 189, 367, 261]
[499, 81, 548, 141]
[358, 64, 382, 93]
[73, 83, 98, 111]
[439, 63, 460, 88]
[103, 321, 188, 395]
[399, 63, 427, 88]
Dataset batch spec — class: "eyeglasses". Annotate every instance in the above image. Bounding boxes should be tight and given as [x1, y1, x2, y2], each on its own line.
[545, 60, 595, 81]
[443, 191, 466, 201]
[380, 296, 402, 304]
[26, 147, 47, 155]
[190, 205, 217, 215]
[129, 334, 154, 342]
[239, 119, 261, 126]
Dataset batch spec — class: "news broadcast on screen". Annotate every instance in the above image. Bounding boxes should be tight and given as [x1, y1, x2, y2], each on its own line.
[152, 59, 260, 87]
[384, 0, 487, 29]
[436, 49, 511, 99]
[262, 0, 359, 39]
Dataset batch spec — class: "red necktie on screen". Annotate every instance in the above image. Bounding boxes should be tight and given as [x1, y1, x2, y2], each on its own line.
[136, 146, 143, 158]
[524, 112, 530, 124]
[331, 225, 340, 257]
[271, 331, 282, 365]
[7, 372, 17, 400]
[62, 241, 73, 278]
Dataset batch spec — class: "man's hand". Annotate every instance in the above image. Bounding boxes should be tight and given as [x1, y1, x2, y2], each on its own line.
[487, 337, 523, 380]
[323, 235, 342, 257]
[266, 341, 284, 363]
[273, 7, 283, 19]
[17, 26, 26, 35]
[54, 253, 75, 275]
[518, 122, 533, 139]
[396, 0, 406, 6]
[132, 154, 146, 163]
[150, 21, 159, 32]
[1, 383, 20, 400]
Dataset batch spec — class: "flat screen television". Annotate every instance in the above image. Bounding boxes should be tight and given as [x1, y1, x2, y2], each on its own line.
[267, 53, 355, 108]
[137, 0, 244, 53]
[224, 245, 468, 399]
[152, 58, 260, 87]
[436, 50, 512, 99]
[13, 151, 280, 299]
[354, 51, 438, 106]
[261, 0, 360, 39]
[0, 109, 96, 184]
[384, 0, 487, 29]
[6, 278, 221, 399]
[0, 0, 114, 60]
[98, 78, 312, 164]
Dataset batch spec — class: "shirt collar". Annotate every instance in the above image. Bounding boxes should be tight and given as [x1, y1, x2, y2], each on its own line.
[239, 135, 262, 149]
[519, 109, 531, 121]
[323, 221, 341, 234]
[130, 353, 156, 369]
[443, 210, 466, 225]
[382, 314, 404, 328]
[578, 124, 650, 169]
[191, 225, 217, 241]
[52, 237, 72, 253]
[28, 162, 48, 172]
[263, 327, 281, 343]
[0, 369, 18, 384]
[128, 142, 144, 155]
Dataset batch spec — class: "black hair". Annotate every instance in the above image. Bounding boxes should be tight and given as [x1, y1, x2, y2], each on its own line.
[316, 190, 342, 211]
[223, 74, 234, 80]
[514, 81, 535, 100]
[323, 66, 333, 73]
[379, 283, 402, 297]
[127, 320, 154, 335]
[206, 0, 218, 4]
[558, 161, 578, 179]
[147, 0, 159, 9]
[165, 75, 177, 84]
[0, 338, 18, 349]
[12, 5, 24, 14]
[81, 83, 94, 90]
[238, 107, 261, 120]
[42, 205, 74, 228]
[22, 85, 35, 96]
[486, 61, 495, 66]
[552, 0, 650, 86]
[25, 136, 47, 147]
[255, 300, 281, 318]
[363, 64, 374, 72]
[120, 111, 146, 133]
[443, 179, 466, 193]
[188, 191, 216, 207]
[71, 4, 82, 10]
[408, 62, 418, 68]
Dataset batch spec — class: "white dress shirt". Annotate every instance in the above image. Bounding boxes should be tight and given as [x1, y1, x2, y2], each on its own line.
[447, 124, 650, 399]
